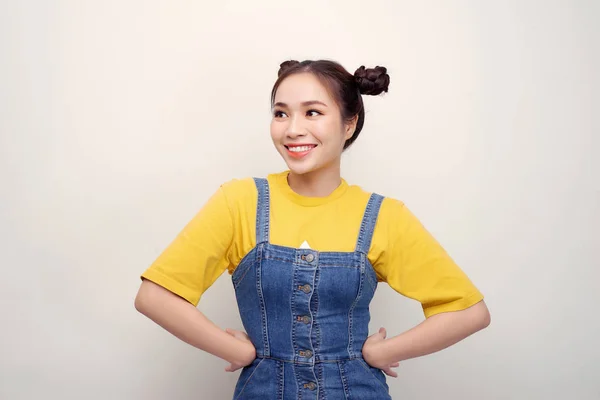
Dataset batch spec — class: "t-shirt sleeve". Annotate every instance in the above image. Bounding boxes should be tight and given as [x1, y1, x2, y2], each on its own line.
[375, 199, 484, 318]
[140, 185, 234, 306]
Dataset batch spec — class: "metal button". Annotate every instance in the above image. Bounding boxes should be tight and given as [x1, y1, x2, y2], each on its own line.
[305, 254, 314, 262]
[297, 315, 311, 324]
[299, 284, 311, 293]
[299, 350, 313, 358]
[304, 382, 317, 390]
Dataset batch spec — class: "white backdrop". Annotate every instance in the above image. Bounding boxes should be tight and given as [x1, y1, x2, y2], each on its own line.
[1, 1, 598, 399]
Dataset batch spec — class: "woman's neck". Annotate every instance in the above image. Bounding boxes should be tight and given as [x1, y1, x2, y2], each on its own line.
[287, 165, 342, 197]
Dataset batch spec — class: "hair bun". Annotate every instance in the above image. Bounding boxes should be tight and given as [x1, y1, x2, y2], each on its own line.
[354, 66, 390, 95]
[278, 60, 300, 77]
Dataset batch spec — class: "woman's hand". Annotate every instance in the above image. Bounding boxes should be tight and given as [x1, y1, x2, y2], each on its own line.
[224, 328, 256, 372]
[362, 327, 399, 378]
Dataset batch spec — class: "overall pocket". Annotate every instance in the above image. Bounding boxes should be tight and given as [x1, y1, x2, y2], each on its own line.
[338, 359, 391, 399]
[357, 358, 390, 392]
[232, 358, 278, 399]
[233, 358, 263, 399]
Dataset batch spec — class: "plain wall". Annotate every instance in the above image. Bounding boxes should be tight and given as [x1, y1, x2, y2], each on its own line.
[1, 1, 598, 399]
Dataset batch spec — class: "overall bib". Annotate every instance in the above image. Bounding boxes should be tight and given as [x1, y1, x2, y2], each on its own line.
[231, 178, 392, 399]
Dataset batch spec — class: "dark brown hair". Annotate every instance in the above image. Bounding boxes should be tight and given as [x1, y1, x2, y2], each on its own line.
[271, 59, 390, 149]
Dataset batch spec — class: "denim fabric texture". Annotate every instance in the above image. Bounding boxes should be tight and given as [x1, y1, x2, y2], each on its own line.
[231, 178, 391, 399]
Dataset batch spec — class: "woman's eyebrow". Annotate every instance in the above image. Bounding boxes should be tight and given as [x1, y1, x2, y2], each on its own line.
[273, 101, 328, 108]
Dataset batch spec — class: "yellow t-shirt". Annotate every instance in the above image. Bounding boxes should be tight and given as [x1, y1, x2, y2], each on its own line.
[141, 171, 483, 318]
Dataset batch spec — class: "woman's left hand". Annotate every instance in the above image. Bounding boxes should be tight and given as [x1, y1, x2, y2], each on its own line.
[362, 327, 399, 377]
[224, 328, 256, 372]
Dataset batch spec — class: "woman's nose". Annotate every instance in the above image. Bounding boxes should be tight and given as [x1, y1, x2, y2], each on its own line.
[286, 116, 307, 138]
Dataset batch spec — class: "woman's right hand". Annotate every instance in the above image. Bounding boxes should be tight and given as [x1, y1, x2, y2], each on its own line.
[224, 328, 256, 372]
[362, 327, 400, 377]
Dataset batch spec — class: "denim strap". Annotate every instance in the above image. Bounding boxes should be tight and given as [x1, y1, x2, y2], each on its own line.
[355, 193, 384, 254]
[253, 177, 271, 244]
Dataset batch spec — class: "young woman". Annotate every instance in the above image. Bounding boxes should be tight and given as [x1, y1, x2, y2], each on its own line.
[135, 59, 491, 399]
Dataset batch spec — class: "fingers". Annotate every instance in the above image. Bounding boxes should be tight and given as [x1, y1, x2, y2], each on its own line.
[379, 327, 387, 339]
[225, 364, 240, 373]
[381, 358, 399, 378]
[383, 368, 398, 378]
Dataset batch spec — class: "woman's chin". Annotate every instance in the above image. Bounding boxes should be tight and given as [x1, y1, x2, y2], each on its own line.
[281, 156, 312, 175]
[286, 163, 316, 176]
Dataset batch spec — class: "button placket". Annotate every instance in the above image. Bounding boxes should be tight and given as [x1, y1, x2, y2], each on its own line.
[292, 250, 318, 397]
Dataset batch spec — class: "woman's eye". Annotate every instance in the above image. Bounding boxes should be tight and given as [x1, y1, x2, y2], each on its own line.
[307, 110, 321, 117]
[273, 110, 287, 118]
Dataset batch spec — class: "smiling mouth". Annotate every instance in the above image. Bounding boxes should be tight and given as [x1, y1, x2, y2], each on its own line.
[284, 144, 317, 158]
[285, 144, 317, 152]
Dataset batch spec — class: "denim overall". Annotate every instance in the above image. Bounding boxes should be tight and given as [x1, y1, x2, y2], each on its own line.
[231, 178, 391, 399]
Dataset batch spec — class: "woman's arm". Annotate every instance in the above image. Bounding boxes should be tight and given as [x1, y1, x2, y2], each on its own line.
[364, 300, 491, 367]
[134, 279, 255, 368]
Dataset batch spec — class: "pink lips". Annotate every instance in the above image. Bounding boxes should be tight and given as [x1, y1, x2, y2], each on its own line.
[285, 144, 317, 159]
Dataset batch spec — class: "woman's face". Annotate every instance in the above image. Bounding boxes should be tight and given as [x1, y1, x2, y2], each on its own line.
[270, 73, 355, 176]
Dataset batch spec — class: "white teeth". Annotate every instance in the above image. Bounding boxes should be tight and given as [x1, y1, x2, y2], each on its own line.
[288, 145, 314, 152]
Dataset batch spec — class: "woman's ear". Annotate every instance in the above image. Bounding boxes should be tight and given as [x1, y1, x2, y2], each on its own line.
[344, 115, 358, 140]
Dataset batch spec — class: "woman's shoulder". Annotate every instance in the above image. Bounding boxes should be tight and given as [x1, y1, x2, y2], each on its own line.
[218, 176, 257, 204]
[217, 171, 286, 206]
[344, 181, 407, 213]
